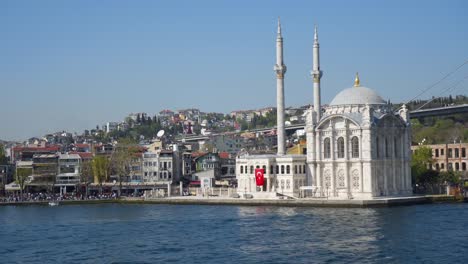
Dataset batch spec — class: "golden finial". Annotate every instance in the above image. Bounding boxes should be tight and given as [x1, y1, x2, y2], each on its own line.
[354, 72, 360, 87]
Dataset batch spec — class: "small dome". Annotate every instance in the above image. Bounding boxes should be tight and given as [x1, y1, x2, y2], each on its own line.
[329, 86, 385, 106]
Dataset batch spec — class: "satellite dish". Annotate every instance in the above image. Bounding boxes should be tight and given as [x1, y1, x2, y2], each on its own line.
[157, 130, 165, 138]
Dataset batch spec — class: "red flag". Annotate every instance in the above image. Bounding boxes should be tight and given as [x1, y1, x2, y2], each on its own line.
[255, 168, 264, 186]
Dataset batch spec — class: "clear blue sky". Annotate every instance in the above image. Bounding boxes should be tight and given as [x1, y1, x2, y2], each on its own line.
[1, 0, 467, 140]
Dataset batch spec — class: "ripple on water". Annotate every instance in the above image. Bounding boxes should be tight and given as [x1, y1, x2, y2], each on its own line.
[1, 203, 468, 263]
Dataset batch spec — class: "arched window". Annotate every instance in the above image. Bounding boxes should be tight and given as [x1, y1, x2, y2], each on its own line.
[276, 165, 279, 174]
[324, 138, 331, 159]
[250, 166, 254, 174]
[337, 137, 345, 158]
[281, 165, 285, 174]
[240, 166, 243, 174]
[376, 137, 380, 158]
[394, 137, 398, 157]
[286, 165, 290, 174]
[385, 138, 390, 158]
[351, 136, 359, 158]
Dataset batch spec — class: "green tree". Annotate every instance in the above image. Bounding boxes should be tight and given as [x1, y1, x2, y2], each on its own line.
[15, 167, 32, 199]
[0, 144, 7, 165]
[110, 141, 138, 196]
[80, 160, 94, 197]
[411, 146, 434, 186]
[92, 156, 110, 194]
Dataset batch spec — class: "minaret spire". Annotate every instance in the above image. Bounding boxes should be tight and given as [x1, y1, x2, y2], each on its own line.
[274, 17, 287, 155]
[314, 25, 318, 42]
[277, 17, 282, 36]
[311, 25, 322, 120]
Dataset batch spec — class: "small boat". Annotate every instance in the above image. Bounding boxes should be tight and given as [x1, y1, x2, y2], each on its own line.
[48, 201, 59, 206]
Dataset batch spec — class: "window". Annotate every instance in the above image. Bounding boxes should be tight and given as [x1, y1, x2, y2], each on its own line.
[303, 165, 306, 174]
[324, 138, 331, 159]
[286, 165, 290, 174]
[276, 165, 279, 174]
[441, 149, 444, 156]
[435, 149, 439, 157]
[250, 166, 254, 174]
[337, 137, 345, 158]
[455, 148, 459, 158]
[385, 138, 390, 158]
[262, 165, 267, 174]
[462, 148, 466, 158]
[448, 163, 453, 171]
[294, 165, 297, 174]
[441, 163, 445, 169]
[270, 165, 273, 174]
[455, 162, 459, 171]
[462, 162, 466, 171]
[448, 149, 453, 158]
[394, 137, 398, 157]
[435, 163, 440, 170]
[351, 136, 359, 158]
[281, 165, 285, 174]
[240, 166, 243, 174]
[376, 137, 380, 158]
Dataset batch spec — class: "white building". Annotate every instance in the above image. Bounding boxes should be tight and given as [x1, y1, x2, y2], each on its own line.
[105, 122, 118, 133]
[236, 21, 412, 199]
[56, 153, 81, 193]
[142, 150, 174, 184]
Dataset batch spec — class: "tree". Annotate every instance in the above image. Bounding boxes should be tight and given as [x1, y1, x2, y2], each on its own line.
[80, 160, 94, 198]
[110, 140, 139, 197]
[411, 146, 435, 188]
[0, 144, 7, 165]
[15, 167, 32, 199]
[92, 156, 110, 194]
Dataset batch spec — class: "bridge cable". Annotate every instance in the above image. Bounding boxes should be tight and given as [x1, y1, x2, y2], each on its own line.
[415, 74, 468, 110]
[404, 59, 468, 105]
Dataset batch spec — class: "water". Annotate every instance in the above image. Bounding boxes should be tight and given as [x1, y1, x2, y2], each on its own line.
[0, 203, 467, 263]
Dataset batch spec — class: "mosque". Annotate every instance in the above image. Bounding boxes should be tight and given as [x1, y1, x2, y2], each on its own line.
[236, 20, 412, 199]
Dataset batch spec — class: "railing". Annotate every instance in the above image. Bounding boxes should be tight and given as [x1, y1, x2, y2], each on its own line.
[55, 179, 80, 184]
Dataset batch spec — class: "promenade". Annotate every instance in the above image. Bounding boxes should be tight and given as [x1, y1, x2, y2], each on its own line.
[0, 195, 462, 208]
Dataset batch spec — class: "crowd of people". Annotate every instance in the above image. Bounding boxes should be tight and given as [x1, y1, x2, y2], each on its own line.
[0, 192, 120, 203]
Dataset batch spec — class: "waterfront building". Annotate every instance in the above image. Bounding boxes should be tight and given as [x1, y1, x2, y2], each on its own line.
[411, 143, 467, 173]
[30, 153, 58, 189]
[142, 150, 174, 183]
[236, 21, 412, 199]
[56, 153, 81, 193]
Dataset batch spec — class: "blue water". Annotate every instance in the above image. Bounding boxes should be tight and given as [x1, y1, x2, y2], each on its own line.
[0, 203, 467, 263]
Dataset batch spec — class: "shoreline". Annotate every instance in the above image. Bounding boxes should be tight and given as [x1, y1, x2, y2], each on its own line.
[0, 195, 464, 208]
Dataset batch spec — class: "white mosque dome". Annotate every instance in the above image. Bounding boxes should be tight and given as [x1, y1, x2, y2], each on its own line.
[329, 74, 386, 106]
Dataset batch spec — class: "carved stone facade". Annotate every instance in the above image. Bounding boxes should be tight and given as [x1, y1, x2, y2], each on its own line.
[306, 93, 413, 199]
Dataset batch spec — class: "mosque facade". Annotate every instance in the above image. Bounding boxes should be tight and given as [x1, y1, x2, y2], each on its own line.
[236, 20, 412, 199]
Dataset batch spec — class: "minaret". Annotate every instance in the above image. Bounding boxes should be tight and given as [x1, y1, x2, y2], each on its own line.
[311, 25, 322, 120]
[274, 18, 287, 155]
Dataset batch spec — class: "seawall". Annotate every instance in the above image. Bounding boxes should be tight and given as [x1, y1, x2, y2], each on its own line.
[0, 195, 463, 208]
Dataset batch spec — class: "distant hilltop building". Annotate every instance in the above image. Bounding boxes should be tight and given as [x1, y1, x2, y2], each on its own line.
[236, 20, 412, 199]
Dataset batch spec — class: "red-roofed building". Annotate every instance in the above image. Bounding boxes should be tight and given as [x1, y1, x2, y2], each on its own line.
[11, 146, 60, 163]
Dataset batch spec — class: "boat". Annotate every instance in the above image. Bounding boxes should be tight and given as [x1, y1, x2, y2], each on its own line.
[48, 201, 59, 206]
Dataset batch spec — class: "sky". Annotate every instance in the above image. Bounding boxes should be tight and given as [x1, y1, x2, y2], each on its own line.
[1, 0, 467, 141]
